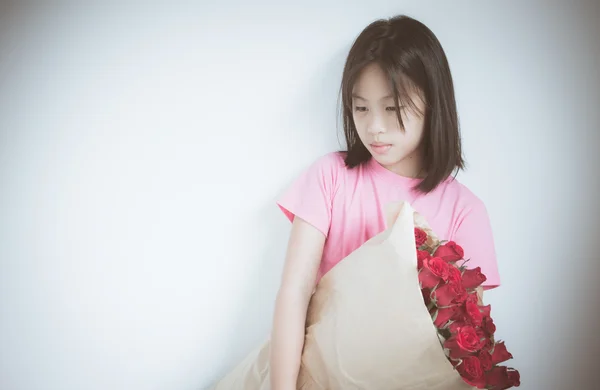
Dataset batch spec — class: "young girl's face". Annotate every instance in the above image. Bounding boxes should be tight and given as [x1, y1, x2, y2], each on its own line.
[351, 62, 426, 178]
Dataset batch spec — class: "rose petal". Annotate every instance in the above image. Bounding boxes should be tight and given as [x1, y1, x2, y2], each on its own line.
[462, 267, 487, 289]
[434, 241, 465, 262]
[491, 341, 513, 365]
[414, 228, 427, 246]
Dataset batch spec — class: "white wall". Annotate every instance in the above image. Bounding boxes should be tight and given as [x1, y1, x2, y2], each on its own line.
[1, 1, 598, 389]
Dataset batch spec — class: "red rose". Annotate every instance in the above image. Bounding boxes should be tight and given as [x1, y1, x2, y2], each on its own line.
[478, 349, 493, 371]
[434, 241, 464, 262]
[414, 228, 428, 246]
[454, 284, 468, 304]
[456, 356, 485, 388]
[483, 316, 496, 336]
[416, 249, 430, 269]
[432, 281, 467, 307]
[466, 292, 479, 305]
[479, 304, 491, 318]
[455, 326, 485, 353]
[491, 341, 513, 365]
[447, 320, 466, 334]
[475, 328, 493, 353]
[422, 288, 432, 306]
[461, 267, 487, 289]
[485, 366, 518, 389]
[444, 326, 484, 358]
[486, 366, 520, 388]
[507, 369, 521, 387]
[465, 301, 484, 327]
[419, 269, 439, 289]
[418, 257, 449, 289]
[433, 306, 459, 328]
[481, 336, 494, 353]
[426, 257, 449, 280]
[448, 266, 462, 285]
[485, 366, 507, 387]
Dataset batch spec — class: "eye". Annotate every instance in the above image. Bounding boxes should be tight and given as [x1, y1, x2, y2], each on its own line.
[386, 106, 404, 111]
[354, 106, 367, 112]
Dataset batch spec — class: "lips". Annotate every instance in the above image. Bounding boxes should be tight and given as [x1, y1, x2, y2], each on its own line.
[370, 143, 392, 154]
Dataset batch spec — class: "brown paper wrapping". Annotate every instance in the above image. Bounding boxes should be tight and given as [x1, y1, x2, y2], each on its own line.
[210, 201, 475, 390]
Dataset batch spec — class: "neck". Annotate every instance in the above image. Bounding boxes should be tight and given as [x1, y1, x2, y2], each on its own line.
[382, 151, 425, 179]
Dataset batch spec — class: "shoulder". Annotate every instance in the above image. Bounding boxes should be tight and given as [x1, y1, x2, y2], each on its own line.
[308, 151, 347, 172]
[438, 176, 490, 219]
[276, 152, 348, 236]
[302, 151, 348, 185]
[278, 151, 349, 200]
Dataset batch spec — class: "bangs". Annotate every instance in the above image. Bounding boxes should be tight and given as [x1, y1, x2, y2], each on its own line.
[384, 64, 427, 130]
[342, 59, 426, 120]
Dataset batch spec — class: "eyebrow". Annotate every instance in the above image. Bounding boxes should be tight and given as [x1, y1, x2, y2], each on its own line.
[352, 93, 394, 101]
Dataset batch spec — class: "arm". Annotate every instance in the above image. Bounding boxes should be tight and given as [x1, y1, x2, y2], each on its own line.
[453, 200, 501, 289]
[269, 217, 326, 390]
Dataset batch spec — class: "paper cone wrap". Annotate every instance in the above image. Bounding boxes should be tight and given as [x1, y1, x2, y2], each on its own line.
[211, 201, 475, 390]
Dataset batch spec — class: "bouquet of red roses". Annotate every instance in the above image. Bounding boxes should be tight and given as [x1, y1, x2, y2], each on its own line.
[415, 227, 520, 389]
[211, 202, 519, 390]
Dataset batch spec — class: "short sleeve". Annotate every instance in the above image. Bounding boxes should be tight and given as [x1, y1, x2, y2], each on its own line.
[276, 153, 340, 237]
[453, 200, 501, 289]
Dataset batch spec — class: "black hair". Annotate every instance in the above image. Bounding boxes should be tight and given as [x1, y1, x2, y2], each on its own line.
[339, 15, 464, 193]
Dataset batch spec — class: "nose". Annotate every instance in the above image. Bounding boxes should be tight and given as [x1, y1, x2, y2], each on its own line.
[366, 111, 386, 135]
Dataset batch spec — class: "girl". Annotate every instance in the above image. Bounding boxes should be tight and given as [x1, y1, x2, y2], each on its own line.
[269, 14, 500, 389]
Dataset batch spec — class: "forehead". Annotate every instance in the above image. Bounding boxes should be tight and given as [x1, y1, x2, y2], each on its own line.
[351, 62, 425, 110]
[352, 63, 392, 99]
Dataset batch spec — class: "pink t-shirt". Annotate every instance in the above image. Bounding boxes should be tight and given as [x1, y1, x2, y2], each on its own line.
[277, 152, 501, 288]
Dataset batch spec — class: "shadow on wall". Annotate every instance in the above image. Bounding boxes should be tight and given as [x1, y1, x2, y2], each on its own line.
[200, 202, 286, 390]
[281, 43, 353, 152]
[0, 0, 19, 87]
[199, 47, 352, 389]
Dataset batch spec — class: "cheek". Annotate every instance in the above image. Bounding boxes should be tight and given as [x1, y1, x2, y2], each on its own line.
[393, 125, 419, 141]
[353, 117, 367, 136]
[402, 119, 425, 144]
[386, 115, 402, 131]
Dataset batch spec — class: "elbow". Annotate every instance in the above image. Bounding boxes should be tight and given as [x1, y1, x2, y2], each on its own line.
[275, 284, 312, 308]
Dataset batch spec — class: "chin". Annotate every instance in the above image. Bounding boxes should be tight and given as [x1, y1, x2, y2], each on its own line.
[371, 152, 404, 167]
